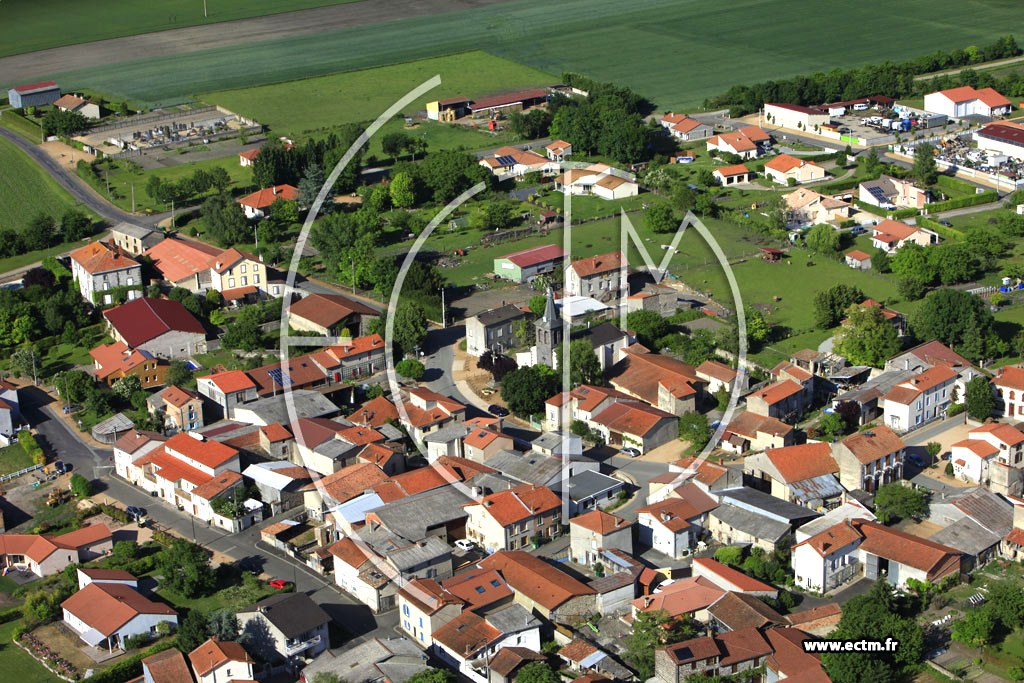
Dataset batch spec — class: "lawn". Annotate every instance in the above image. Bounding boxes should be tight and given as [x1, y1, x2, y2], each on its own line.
[0, 0, 359, 58]
[0, 620, 53, 683]
[0, 135, 93, 232]
[203, 52, 557, 135]
[0, 110, 42, 143]
[32, 0, 1024, 111]
[86, 155, 255, 214]
[0, 443, 34, 477]
[533, 191, 660, 222]
[363, 119, 518, 162]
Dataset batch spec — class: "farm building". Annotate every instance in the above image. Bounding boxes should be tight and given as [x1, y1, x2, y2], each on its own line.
[468, 88, 549, 115]
[924, 86, 1011, 118]
[8, 80, 60, 108]
[493, 244, 567, 283]
[426, 96, 470, 121]
[763, 103, 829, 132]
[975, 121, 1024, 160]
[845, 250, 872, 271]
[54, 94, 101, 119]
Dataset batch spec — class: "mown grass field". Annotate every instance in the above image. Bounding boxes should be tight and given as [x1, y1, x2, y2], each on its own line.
[30, 0, 1024, 111]
[204, 52, 557, 135]
[0, 0, 357, 58]
[0, 136, 86, 231]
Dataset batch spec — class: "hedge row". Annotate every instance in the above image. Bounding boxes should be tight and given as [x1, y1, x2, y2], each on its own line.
[817, 171, 882, 194]
[924, 190, 998, 212]
[852, 199, 887, 217]
[918, 217, 965, 241]
[891, 207, 920, 220]
[934, 174, 977, 196]
[84, 640, 175, 683]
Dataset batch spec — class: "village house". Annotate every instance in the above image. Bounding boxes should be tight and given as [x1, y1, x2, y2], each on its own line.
[397, 577, 468, 647]
[859, 174, 930, 209]
[831, 425, 906, 493]
[308, 334, 388, 383]
[882, 365, 958, 432]
[236, 184, 300, 219]
[466, 303, 528, 357]
[493, 244, 566, 284]
[55, 93, 101, 118]
[712, 164, 751, 186]
[706, 126, 771, 159]
[110, 223, 164, 256]
[479, 146, 559, 178]
[588, 400, 678, 454]
[764, 155, 827, 185]
[708, 489, 819, 552]
[432, 603, 541, 683]
[655, 627, 824, 683]
[137, 647, 194, 683]
[238, 592, 330, 661]
[564, 251, 627, 299]
[478, 551, 596, 621]
[197, 370, 259, 419]
[286, 292, 380, 337]
[993, 365, 1024, 418]
[784, 188, 851, 225]
[0, 524, 112, 578]
[545, 139, 573, 161]
[609, 346, 706, 416]
[69, 240, 143, 305]
[0, 380, 25, 445]
[870, 219, 939, 253]
[103, 297, 206, 359]
[951, 422, 1024, 484]
[554, 164, 639, 200]
[398, 388, 467, 442]
[188, 637, 255, 683]
[146, 385, 203, 434]
[637, 496, 717, 558]
[62, 571, 178, 652]
[89, 342, 168, 390]
[632, 576, 726, 623]
[660, 112, 714, 141]
[691, 558, 777, 598]
[145, 238, 268, 298]
[743, 442, 842, 510]
[744, 379, 810, 423]
[844, 250, 872, 271]
[463, 484, 562, 552]
[719, 411, 795, 454]
[569, 510, 634, 565]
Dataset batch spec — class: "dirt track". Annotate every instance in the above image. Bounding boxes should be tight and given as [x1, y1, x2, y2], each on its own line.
[0, 0, 517, 85]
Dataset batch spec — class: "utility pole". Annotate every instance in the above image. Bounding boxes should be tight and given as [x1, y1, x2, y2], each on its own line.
[131, 183, 135, 213]
[31, 351, 37, 386]
[204, 0, 208, 18]
[105, 164, 110, 200]
[171, 198, 175, 225]
[441, 286, 446, 329]
[350, 257, 355, 294]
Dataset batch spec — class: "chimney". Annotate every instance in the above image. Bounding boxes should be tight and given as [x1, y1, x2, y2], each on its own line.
[273, 186, 278, 195]
[905, 359, 910, 370]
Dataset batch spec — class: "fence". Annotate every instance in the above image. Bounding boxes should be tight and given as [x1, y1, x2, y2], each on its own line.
[0, 464, 41, 484]
[89, 105, 218, 135]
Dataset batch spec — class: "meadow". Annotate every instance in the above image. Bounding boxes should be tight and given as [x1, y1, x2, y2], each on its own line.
[0, 0, 356, 58]
[204, 52, 557, 135]
[0, 136, 89, 231]
[30, 0, 1024, 111]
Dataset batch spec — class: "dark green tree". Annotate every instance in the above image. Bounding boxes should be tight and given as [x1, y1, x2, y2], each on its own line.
[873, 482, 928, 524]
[626, 609, 695, 680]
[157, 539, 216, 598]
[912, 143, 939, 186]
[965, 375, 996, 420]
[177, 609, 209, 653]
[644, 203, 677, 234]
[833, 304, 901, 368]
[805, 224, 841, 254]
[501, 365, 560, 417]
[626, 310, 670, 348]
[812, 284, 865, 329]
[679, 412, 711, 450]
[910, 288, 1003, 362]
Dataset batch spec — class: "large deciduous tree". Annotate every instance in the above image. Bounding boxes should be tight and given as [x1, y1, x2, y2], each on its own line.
[812, 284, 865, 329]
[833, 304, 901, 368]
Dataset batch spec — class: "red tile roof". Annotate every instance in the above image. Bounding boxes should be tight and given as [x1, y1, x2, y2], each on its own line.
[765, 154, 823, 174]
[671, 458, 731, 490]
[261, 422, 292, 443]
[631, 576, 725, 616]
[70, 241, 139, 275]
[61, 582, 176, 636]
[710, 131, 757, 152]
[559, 638, 599, 663]
[238, 184, 299, 210]
[951, 439, 999, 458]
[793, 521, 863, 557]
[103, 297, 205, 348]
[838, 425, 905, 464]
[970, 422, 1024, 447]
[846, 250, 872, 261]
[570, 510, 631, 536]
[636, 498, 702, 532]
[442, 568, 512, 609]
[478, 551, 595, 610]
[502, 244, 567, 268]
[398, 577, 462, 615]
[611, 349, 701, 405]
[113, 430, 166, 455]
[160, 385, 198, 408]
[570, 251, 624, 278]
[766, 102, 825, 115]
[239, 149, 261, 161]
[89, 342, 159, 380]
[884, 366, 958, 405]
[853, 519, 961, 579]
[164, 432, 238, 469]
[12, 80, 58, 93]
[691, 558, 776, 593]
[432, 610, 501, 658]
[288, 293, 379, 329]
[935, 85, 1010, 107]
[1005, 527, 1024, 546]
[994, 365, 1024, 391]
[351, 395, 400, 427]
[198, 369, 256, 394]
[901, 340, 971, 370]
[467, 484, 560, 527]
[696, 360, 738, 383]
[749, 379, 804, 406]
[872, 219, 920, 244]
[590, 401, 676, 437]
[188, 637, 252, 676]
[764, 443, 837, 483]
[190, 470, 242, 501]
[143, 237, 224, 284]
[141, 647, 193, 683]
[489, 647, 545, 677]
[722, 412, 793, 441]
[338, 425, 385, 446]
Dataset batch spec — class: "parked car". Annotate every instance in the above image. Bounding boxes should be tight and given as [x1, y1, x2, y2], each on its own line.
[621, 447, 641, 458]
[454, 539, 475, 552]
[238, 558, 260, 576]
[55, 461, 66, 475]
[488, 405, 510, 417]
[850, 226, 866, 235]
[125, 505, 145, 518]
[938, 220, 953, 227]
[908, 454, 924, 467]
[269, 579, 291, 590]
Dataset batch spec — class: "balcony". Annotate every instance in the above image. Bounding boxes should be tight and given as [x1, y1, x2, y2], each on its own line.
[825, 559, 859, 591]
[284, 633, 321, 656]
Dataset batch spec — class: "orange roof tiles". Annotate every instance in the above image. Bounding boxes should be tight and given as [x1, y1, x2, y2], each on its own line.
[713, 164, 749, 177]
[141, 647, 193, 683]
[288, 294, 379, 330]
[636, 498, 702, 532]
[723, 412, 793, 441]
[464, 427, 504, 450]
[696, 360, 738, 383]
[468, 484, 560, 527]
[478, 551, 595, 610]
[971, 422, 1024, 447]
[160, 385, 198, 408]
[89, 342, 158, 380]
[143, 237, 224, 284]
[61, 582, 176, 636]
[69, 241, 139, 275]
[338, 426, 385, 446]
[712, 131, 757, 152]
[188, 637, 252, 676]
[398, 578, 461, 615]
[691, 558, 776, 593]
[352, 395, 400, 427]
[1005, 527, 1024, 546]
[260, 422, 292, 443]
[750, 379, 804, 406]
[631, 576, 725, 616]
[853, 519, 960, 580]
[951, 439, 1000, 458]
[872, 219, 919, 244]
[838, 425, 905, 464]
[764, 443, 837, 483]
[570, 510, 631, 535]
[190, 470, 242, 501]
[559, 639, 599, 663]
[766, 154, 822, 174]
[198, 369, 256, 394]
[306, 463, 389, 504]
[935, 85, 1010, 107]
[611, 349, 701, 405]
[237, 184, 299, 210]
[884, 366, 958, 405]
[671, 457, 730, 489]
[442, 568, 512, 609]
[164, 432, 238, 469]
[432, 610, 501, 658]
[793, 521, 862, 557]
[591, 401, 676, 437]
[994, 365, 1024, 391]
[570, 251, 624, 278]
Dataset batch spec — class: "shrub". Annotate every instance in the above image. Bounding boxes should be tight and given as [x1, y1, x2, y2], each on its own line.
[123, 633, 152, 650]
[395, 359, 425, 380]
[924, 190, 998, 212]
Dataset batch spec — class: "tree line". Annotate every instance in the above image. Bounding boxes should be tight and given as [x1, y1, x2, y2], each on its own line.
[705, 35, 1021, 115]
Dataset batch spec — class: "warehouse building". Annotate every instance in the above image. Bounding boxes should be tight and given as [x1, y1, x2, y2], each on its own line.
[8, 81, 60, 108]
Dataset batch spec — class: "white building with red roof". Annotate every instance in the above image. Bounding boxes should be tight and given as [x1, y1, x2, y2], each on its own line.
[924, 86, 1012, 118]
[636, 496, 717, 558]
[103, 296, 206, 359]
[993, 365, 1024, 418]
[691, 558, 778, 598]
[744, 378, 810, 423]
[870, 218, 939, 253]
[712, 163, 751, 186]
[564, 251, 627, 299]
[493, 244, 566, 283]
[952, 421, 1024, 484]
[69, 240, 143, 305]
[569, 510, 634, 565]
[464, 484, 561, 552]
[763, 102, 829, 132]
[0, 524, 112, 578]
[743, 442, 842, 509]
[706, 126, 770, 160]
[237, 184, 299, 219]
[589, 400, 678, 454]
[7, 81, 60, 108]
[882, 365, 958, 432]
[553, 164, 639, 201]
[62, 577, 178, 652]
[479, 146, 559, 178]
[659, 113, 714, 141]
[145, 237, 267, 296]
[398, 388, 467, 442]
[197, 370, 259, 419]
[764, 154, 826, 185]
[544, 139, 573, 161]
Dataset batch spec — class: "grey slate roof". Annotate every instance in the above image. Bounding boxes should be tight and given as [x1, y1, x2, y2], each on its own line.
[710, 504, 793, 544]
[385, 536, 452, 572]
[929, 517, 1002, 558]
[112, 222, 159, 240]
[313, 438, 361, 462]
[423, 423, 470, 444]
[367, 485, 472, 540]
[553, 470, 624, 502]
[531, 431, 583, 456]
[241, 592, 329, 639]
[788, 474, 844, 504]
[299, 638, 427, 683]
[834, 368, 916, 405]
[485, 602, 540, 634]
[377, 423, 405, 442]
[718, 487, 821, 524]
[484, 450, 563, 486]
[572, 322, 629, 349]
[476, 303, 527, 327]
[929, 485, 1013, 537]
[235, 389, 339, 424]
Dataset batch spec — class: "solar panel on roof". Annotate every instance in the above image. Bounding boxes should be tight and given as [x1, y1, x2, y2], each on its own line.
[867, 186, 890, 204]
[495, 155, 517, 166]
[267, 368, 293, 387]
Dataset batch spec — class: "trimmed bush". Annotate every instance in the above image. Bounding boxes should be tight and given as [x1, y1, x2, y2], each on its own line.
[924, 190, 998, 212]
[917, 217, 965, 241]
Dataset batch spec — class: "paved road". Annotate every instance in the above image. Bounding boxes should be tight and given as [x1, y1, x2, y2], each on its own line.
[912, 55, 1024, 81]
[17, 386, 395, 644]
[0, 0, 519, 84]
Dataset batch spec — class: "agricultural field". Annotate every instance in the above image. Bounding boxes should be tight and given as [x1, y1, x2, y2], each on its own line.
[0, 0, 357, 58]
[0, 136, 87, 231]
[203, 52, 557, 135]
[34, 0, 1024, 111]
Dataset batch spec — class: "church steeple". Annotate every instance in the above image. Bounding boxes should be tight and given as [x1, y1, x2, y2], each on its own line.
[535, 287, 563, 367]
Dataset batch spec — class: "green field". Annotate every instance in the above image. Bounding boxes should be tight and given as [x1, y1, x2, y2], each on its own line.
[204, 52, 557, 135]
[0, 621, 52, 683]
[0, 0, 357, 58]
[28, 0, 1024, 112]
[0, 136, 90, 231]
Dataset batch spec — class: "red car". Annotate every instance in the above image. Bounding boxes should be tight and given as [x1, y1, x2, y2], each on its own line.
[269, 579, 291, 590]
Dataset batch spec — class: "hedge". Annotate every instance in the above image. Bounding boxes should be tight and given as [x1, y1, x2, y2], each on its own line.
[852, 199, 887, 217]
[918, 217, 965, 241]
[817, 172, 882, 194]
[84, 640, 175, 683]
[924, 190, 998, 212]
[891, 207, 920, 220]
[934, 174, 977, 196]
